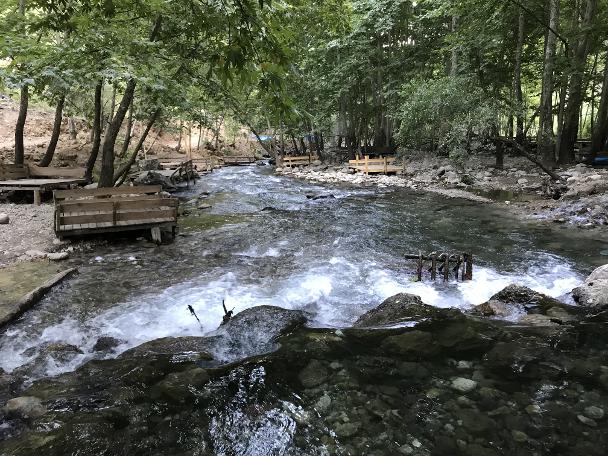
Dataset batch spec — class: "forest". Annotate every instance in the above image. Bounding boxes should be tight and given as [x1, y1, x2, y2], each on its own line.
[1, 0, 608, 185]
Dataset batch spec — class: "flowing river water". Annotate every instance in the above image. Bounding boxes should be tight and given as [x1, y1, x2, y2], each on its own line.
[1, 165, 606, 382]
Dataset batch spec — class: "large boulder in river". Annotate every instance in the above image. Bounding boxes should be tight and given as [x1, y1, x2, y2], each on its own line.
[472, 285, 578, 324]
[573, 264, 608, 308]
[120, 336, 217, 359]
[215, 305, 310, 360]
[133, 171, 176, 191]
[354, 293, 460, 327]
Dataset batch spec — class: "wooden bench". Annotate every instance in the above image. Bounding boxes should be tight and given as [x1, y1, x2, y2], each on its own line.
[0, 164, 87, 204]
[53, 185, 178, 242]
[283, 155, 319, 167]
[348, 155, 401, 175]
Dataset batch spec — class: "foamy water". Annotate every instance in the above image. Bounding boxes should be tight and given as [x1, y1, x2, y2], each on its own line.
[0, 165, 591, 380]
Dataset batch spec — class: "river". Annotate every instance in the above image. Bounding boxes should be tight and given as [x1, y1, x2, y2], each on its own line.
[0, 165, 605, 381]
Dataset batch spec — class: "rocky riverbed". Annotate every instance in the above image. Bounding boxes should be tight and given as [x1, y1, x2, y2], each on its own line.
[277, 155, 608, 230]
[1, 264, 607, 456]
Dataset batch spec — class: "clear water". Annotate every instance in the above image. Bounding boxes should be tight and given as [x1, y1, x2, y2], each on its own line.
[1, 165, 605, 380]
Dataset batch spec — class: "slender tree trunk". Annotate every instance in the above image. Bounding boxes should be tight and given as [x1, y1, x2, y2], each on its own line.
[537, 0, 560, 167]
[113, 109, 161, 185]
[98, 79, 136, 187]
[38, 95, 66, 166]
[68, 117, 77, 140]
[104, 84, 116, 137]
[119, 96, 134, 158]
[558, 0, 597, 164]
[14, 85, 28, 165]
[176, 119, 183, 151]
[85, 80, 103, 181]
[513, 9, 525, 142]
[197, 123, 202, 150]
[450, 15, 458, 77]
[591, 54, 608, 158]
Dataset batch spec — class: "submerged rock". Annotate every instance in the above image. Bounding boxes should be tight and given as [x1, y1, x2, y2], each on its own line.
[3, 396, 46, 419]
[92, 336, 123, 353]
[120, 336, 216, 358]
[573, 264, 608, 308]
[354, 293, 459, 327]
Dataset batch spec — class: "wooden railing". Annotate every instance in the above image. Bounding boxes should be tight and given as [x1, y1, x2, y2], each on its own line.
[348, 155, 400, 175]
[283, 155, 319, 167]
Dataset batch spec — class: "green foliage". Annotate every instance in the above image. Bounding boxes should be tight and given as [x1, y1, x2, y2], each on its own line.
[396, 76, 500, 160]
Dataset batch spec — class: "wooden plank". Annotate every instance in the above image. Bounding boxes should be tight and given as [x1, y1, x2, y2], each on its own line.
[54, 185, 162, 200]
[57, 221, 176, 236]
[28, 164, 86, 179]
[60, 212, 115, 225]
[117, 208, 177, 223]
[58, 201, 116, 213]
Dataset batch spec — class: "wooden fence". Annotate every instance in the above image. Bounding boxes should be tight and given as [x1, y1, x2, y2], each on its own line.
[348, 155, 401, 175]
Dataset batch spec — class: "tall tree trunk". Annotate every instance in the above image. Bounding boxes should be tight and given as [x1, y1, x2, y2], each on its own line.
[85, 80, 103, 181]
[558, 0, 597, 164]
[113, 108, 161, 185]
[537, 0, 560, 167]
[98, 79, 136, 187]
[119, 96, 134, 158]
[38, 95, 66, 166]
[513, 9, 525, 142]
[591, 53, 608, 158]
[14, 85, 28, 165]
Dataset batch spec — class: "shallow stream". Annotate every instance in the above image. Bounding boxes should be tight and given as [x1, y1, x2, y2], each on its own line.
[1, 165, 606, 381]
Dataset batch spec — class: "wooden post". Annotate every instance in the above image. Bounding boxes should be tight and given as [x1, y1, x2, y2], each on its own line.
[384, 156, 388, 174]
[464, 253, 473, 280]
[443, 255, 449, 282]
[430, 253, 437, 280]
[33, 190, 41, 205]
[416, 251, 423, 281]
[151, 226, 162, 244]
[365, 155, 369, 175]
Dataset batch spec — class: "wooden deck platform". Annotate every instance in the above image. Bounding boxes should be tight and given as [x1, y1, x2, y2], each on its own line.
[54, 186, 178, 242]
[0, 178, 87, 204]
[348, 156, 401, 175]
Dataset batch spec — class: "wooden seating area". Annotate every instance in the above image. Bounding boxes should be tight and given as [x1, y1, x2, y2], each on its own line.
[348, 155, 401, 175]
[0, 163, 87, 204]
[53, 185, 178, 242]
[283, 155, 319, 167]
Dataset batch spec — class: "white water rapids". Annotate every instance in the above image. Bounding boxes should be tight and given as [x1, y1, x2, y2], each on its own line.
[0, 165, 594, 381]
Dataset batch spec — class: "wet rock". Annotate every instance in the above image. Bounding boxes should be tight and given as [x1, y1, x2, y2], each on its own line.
[573, 264, 608, 308]
[0, 213, 9, 224]
[451, 377, 477, 393]
[92, 336, 123, 353]
[334, 421, 360, 438]
[133, 171, 176, 191]
[354, 293, 458, 327]
[298, 359, 329, 388]
[120, 336, 216, 358]
[578, 414, 598, 427]
[23, 342, 83, 364]
[472, 284, 576, 319]
[381, 331, 438, 359]
[3, 396, 46, 419]
[46, 252, 69, 261]
[137, 158, 160, 171]
[457, 409, 496, 436]
[216, 306, 310, 359]
[584, 405, 605, 420]
[305, 193, 336, 201]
